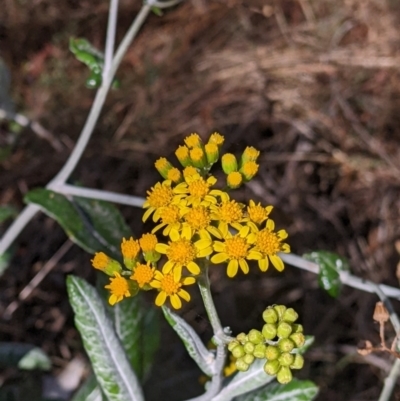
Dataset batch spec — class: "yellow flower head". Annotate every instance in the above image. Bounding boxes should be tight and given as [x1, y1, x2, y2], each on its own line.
[121, 237, 140, 260]
[131, 262, 155, 288]
[155, 230, 213, 280]
[139, 233, 161, 263]
[181, 205, 222, 240]
[152, 204, 182, 237]
[250, 219, 290, 272]
[91, 252, 122, 276]
[173, 174, 221, 206]
[139, 233, 158, 252]
[208, 132, 225, 147]
[105, 272, 132, 305]
[150, 270, 196, 309]
[143, 181, 174, 222]
[184, 133, 202, 148]
[246, 200, 273, 227]
[211, 226, 259, 278]
[210, 196, 245, 237]
[183, 166, 198, 178]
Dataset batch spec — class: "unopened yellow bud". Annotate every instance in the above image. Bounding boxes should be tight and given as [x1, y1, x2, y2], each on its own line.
[190, 147, 207, 168]
[276, 366, 292, 384]
[264, 360, 280, 376]
[184, 133, 202, 148]
[155, 157, 173, 179]
[241, 146, 260, 163]
[205, 142, 219, 165]
[175, 145, 191, 167]
[167, 167, 182, 183]
[121, 237, 140, 269]
[139, 233, 161, 262]
[183, 166, 198, 178]
[221, 153, 238, 174]
[227, 171, 243, 189]
[240, 161, 258, 181]
[208, 132, 225, 147]
[91, 252, 122, 276]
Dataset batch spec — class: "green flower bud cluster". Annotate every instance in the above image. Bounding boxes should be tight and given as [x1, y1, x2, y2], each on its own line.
[227, 305, 306, 384]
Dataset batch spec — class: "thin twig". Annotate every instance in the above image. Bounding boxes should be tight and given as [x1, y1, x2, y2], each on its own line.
[0, 108, 64, 152]
[55, 184, 145, 207]
[379, 359, 400, 401]
[3, 240, 73, 319]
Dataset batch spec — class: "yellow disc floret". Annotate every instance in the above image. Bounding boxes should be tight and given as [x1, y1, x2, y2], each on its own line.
[247, 200, 273, 226]
[208, 132, 225, 146]
[150, 270, 196, 309]
[167, 167, 182, 183]
[143, 181, 173, 222]
[121, 237, 140, 260]
[91, 252, 110, 270]
[105, 272, 131, 305]
[139, 233, 158, 252]
[240, 161, 259, 181]
[131, 263, 155, 288]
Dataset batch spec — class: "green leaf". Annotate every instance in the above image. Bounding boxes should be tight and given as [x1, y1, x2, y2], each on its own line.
[151, 6, 163, 16]
[24, 189, 131, 259]
[303, 251, 350, 298]
[162, 306, 214, 376]
[69, 38, 104, 71]
[235, 379, 319, 401]
[67, 275, 144, 401]
[0, 205, 18, 223]
[212, 359, 274, 401]
[71, 374, 105, 401]
[111, 296, 160, 381]
[0, 342, 51, 370]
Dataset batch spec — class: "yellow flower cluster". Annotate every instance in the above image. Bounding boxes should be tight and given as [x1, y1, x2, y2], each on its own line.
[91, 132, 290, 309]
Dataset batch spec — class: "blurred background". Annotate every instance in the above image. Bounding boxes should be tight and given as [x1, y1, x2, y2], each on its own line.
[1, 0, 400, 400]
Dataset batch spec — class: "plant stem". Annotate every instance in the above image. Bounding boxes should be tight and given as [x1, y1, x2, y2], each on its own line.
[197, 265, 233, 344]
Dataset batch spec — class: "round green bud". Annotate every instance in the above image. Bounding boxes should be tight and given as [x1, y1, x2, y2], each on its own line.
[278, 338, 295, 353]
[291, 324, 304, 333]
[290, 332, 305, 348]
[262, 308, 279, 324]
[277, 322, 293, 339]
[231, 344, 245, 359]
[290, 354, 305, 370]
[278, 352, 295, 367]
[265, 345, 280, 361]
[243, 353, 255, 365]
[236, 358, 249, 372]
[248, 329, 264, 344]
[228, 340, 240, 352]
[273, 305, 287, 320]
[253, 343, 267, 358]
[243, 341, 255, 354]
[262, 323, 277, 340]
[282, 308, 299, 323]
[277, 366, 293, 384]
[221, 153, 238, 174]
[236, 332, 248, 344]
[264, 359, 280, 376]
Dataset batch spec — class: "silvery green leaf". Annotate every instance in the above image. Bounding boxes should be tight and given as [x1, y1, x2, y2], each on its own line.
[111, 296, 160, 381]
[236, 379, 319, 401]
[212, 359, 274, 401]
[67, 275, 144, 401]
[162, 306, 214, 376]
[71, 374, 105, 401]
